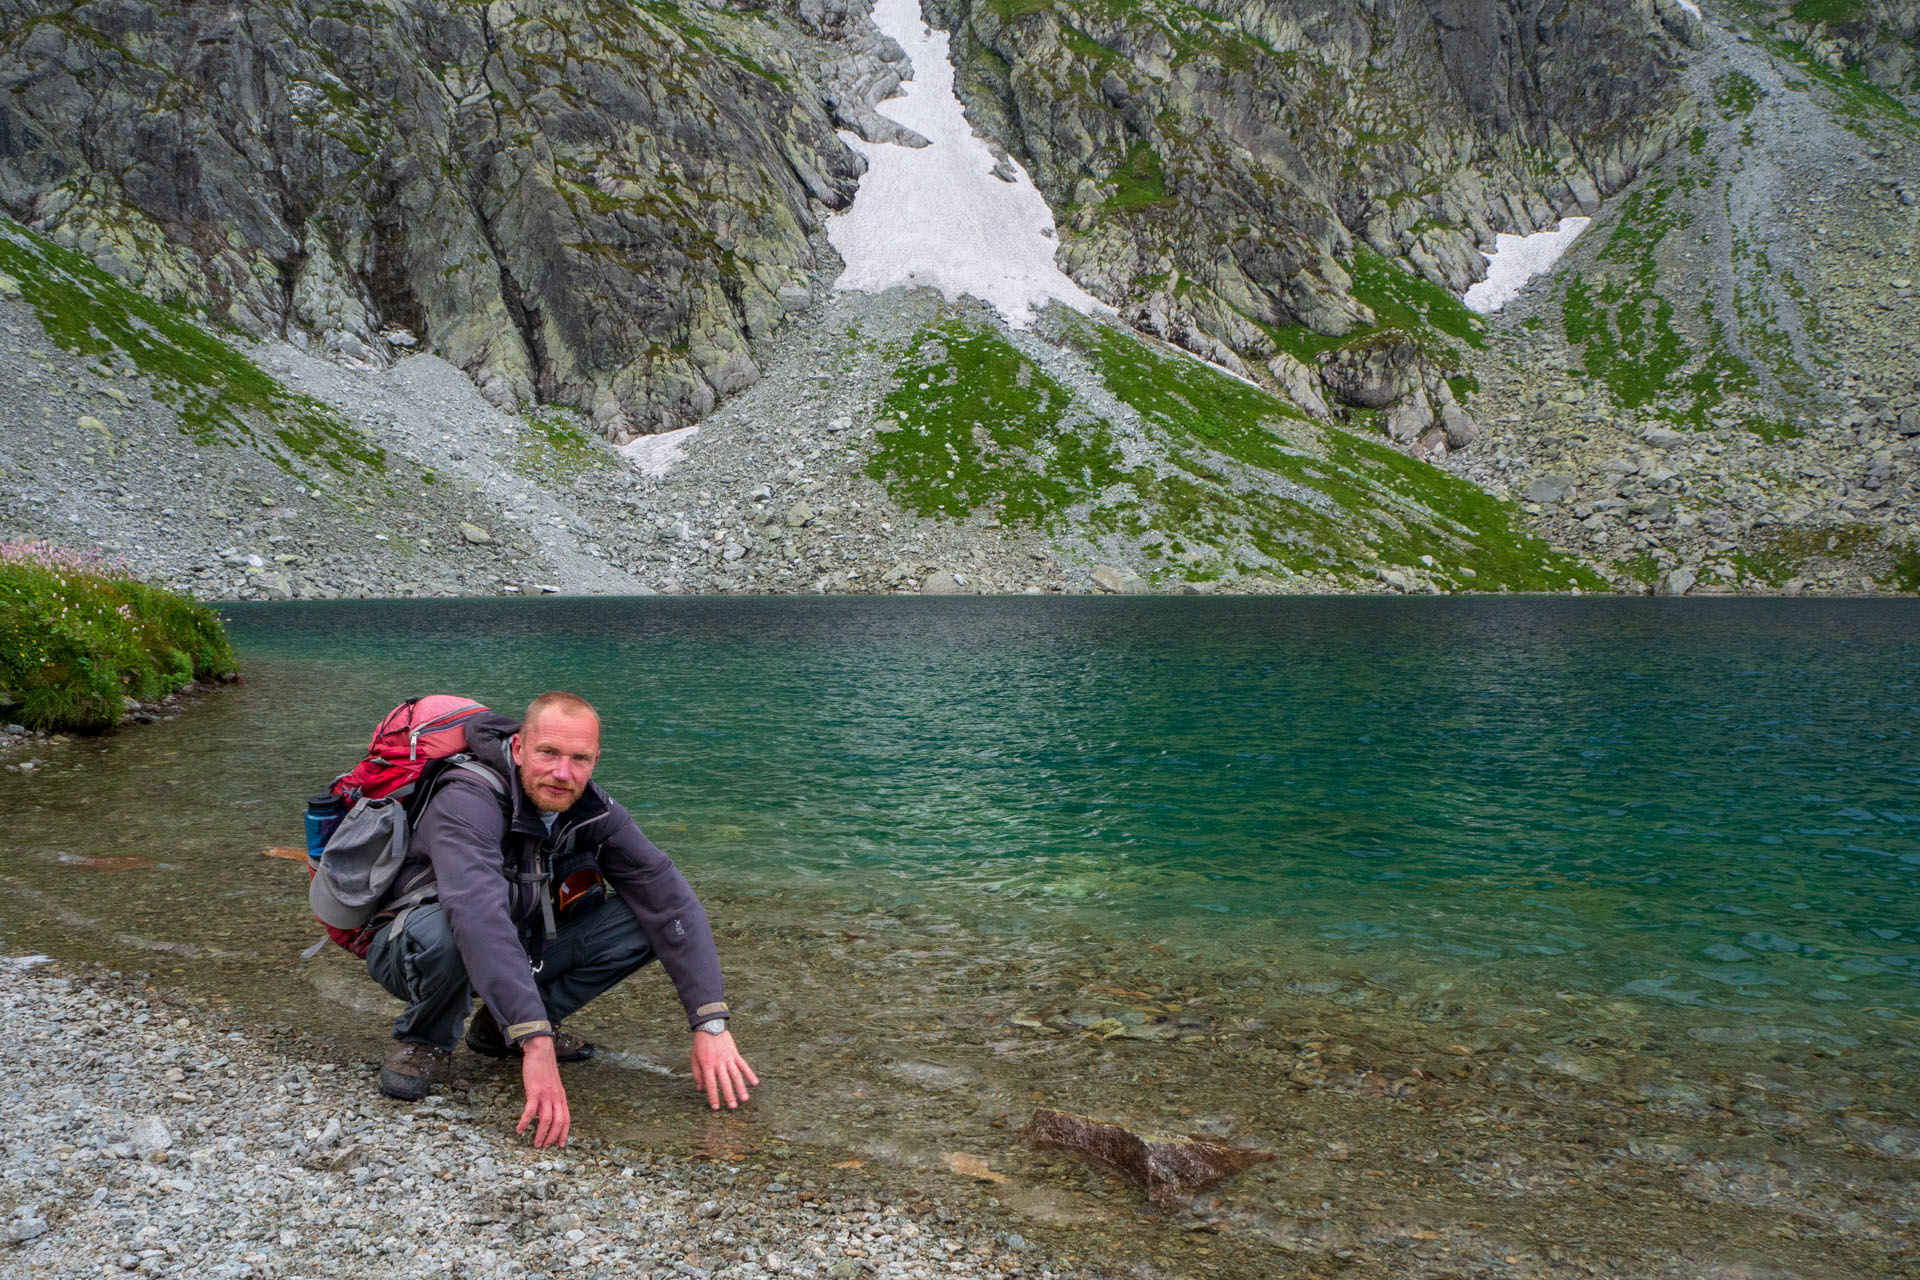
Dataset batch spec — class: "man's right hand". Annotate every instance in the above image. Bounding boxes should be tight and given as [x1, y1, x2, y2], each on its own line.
[516, 1036, 570, 1148]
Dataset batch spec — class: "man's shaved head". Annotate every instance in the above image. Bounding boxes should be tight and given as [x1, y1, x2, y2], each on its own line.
[523, 691, 600, 737]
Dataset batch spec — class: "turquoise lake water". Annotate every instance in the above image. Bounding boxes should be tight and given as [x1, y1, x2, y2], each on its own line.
[191, 594, 1918, 1054]
[5, 595, 1917, 1274]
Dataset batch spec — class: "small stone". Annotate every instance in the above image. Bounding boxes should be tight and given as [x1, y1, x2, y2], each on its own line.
[784, 500, 813, 528]
[941, 1152, 1006, 1183]
[459, 522, 494, 545]
[128, 1116, 172, 1156]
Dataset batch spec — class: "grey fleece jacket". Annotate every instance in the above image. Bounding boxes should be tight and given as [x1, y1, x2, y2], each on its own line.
[382, 712, 730, 1044]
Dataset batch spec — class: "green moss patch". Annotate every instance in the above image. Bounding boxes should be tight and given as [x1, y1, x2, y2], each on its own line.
[1104, 140, 1171, 211]
[867, 322, 1127, 524]
[1269, 246, 1483, 366]
[1790, 0, 1866, 26]
[0, 218, 384, 477]
[1713, 71, 1762, 117]
[1557, 179, 1793, 435]
[1891, 544, 1920, 593]
[513, 407, 615, 484]
[864, 317, 1600, 591]
[0, 542, 235, 732]
[1734, 523, 1884, 584]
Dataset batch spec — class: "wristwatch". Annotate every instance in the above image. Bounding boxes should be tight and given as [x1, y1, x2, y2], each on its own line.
[694, 1018, 729, 1036]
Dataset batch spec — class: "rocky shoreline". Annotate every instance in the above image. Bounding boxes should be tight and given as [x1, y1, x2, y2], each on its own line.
[0, 956, 1074, 1280]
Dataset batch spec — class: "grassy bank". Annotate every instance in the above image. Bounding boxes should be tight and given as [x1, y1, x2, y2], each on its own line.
[0, 542, 235, 732]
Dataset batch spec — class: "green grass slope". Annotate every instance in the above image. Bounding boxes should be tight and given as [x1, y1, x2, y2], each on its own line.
[0, 217, 384, 478]
[868, 317, 1601, 592]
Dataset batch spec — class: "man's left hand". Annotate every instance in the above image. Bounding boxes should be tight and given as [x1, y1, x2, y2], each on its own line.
[690, 1029, 759, 1110]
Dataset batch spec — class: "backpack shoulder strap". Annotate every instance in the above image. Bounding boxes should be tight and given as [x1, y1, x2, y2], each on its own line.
[406, 754, 510, 820]
[380, 757, 514, 939]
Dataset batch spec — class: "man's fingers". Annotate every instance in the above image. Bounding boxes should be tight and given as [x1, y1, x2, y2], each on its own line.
[517, 1097, 537, 1137]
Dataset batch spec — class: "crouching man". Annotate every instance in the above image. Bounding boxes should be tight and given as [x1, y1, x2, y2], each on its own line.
[364, 691, 756, 1146]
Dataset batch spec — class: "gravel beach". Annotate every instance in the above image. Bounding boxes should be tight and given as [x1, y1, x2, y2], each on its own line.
[0, 957, 1069, 1280]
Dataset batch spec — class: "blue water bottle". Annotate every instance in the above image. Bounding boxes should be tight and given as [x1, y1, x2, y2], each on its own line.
[306, 792, 347, 862]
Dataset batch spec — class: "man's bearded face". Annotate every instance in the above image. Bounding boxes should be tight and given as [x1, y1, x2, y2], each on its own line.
[511, 709, 601, 813]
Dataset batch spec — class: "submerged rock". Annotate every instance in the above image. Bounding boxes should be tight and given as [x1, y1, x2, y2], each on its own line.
[1020, 1107, 1273, 1207]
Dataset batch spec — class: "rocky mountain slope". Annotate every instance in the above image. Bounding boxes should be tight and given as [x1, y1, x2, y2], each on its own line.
[0, 0, 1917, 599]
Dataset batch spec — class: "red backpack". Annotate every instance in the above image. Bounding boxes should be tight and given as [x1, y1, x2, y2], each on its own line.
[336, 696, 494, 802]
[303, 697, 500, 957]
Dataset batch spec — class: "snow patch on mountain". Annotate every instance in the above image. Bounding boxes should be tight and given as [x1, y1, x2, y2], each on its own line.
[1464, 218, 1593, 314]
[619, 424, 699, 478]
[827, 0, 1108, 327]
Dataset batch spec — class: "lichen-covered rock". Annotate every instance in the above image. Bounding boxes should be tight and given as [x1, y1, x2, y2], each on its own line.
[929, 0, 1697, 360]
[0, 0, 866, 438]
[1773, 2, 1920, 90]
[926, 0, 1692, 400]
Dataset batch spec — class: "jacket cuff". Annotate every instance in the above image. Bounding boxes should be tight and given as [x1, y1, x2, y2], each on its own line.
[506, 1019, 554, 1044]
[688, 1001, 729, 1031]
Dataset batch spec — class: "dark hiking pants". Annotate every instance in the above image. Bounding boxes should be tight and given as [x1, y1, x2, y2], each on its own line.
[365, 896, 655, 1049]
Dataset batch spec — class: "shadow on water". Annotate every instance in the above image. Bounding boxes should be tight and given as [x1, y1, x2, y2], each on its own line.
[2, 596, 1917, 1277]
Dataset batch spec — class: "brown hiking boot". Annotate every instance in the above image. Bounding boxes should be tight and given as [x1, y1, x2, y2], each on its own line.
[378, 1041, 452, 1101]
[464, 1003, 596, 1063]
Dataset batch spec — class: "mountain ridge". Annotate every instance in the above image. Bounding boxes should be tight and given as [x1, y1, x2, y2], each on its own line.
[0, 0, 1917, 598]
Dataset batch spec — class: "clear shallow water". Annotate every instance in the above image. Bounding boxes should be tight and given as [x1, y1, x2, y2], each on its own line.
[3, 597, 1918, 1276]
[202, 595, 1920, 1053]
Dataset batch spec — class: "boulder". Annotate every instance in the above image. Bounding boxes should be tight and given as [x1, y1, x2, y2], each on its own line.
[1385, 387, 1436, 442]
[1439, 401, 1480, 450]
[128, 1116, 172, 1157]
[1090, 565, 1148, 594]
[921, 570, 967, 594]
[1318, 338, 1423, 409]
[1021, 1108, 1273, 1207]
[1413, 427, 1450, 461]
[1264, 352, 1330, 419]
[1521, 475, 1575, 504]
[1660, 567, 1696, 596]
[459, 522, 494, 545]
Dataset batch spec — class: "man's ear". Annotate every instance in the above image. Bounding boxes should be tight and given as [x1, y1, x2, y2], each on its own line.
[509, 732, 521, 767]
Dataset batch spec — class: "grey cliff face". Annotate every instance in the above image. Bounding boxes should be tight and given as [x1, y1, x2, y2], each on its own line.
[0, 0, 1700, 436]
[0, 0, 864, 439]
[1772, 1, 1920, 90]
[923, 0, 1694, 374]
